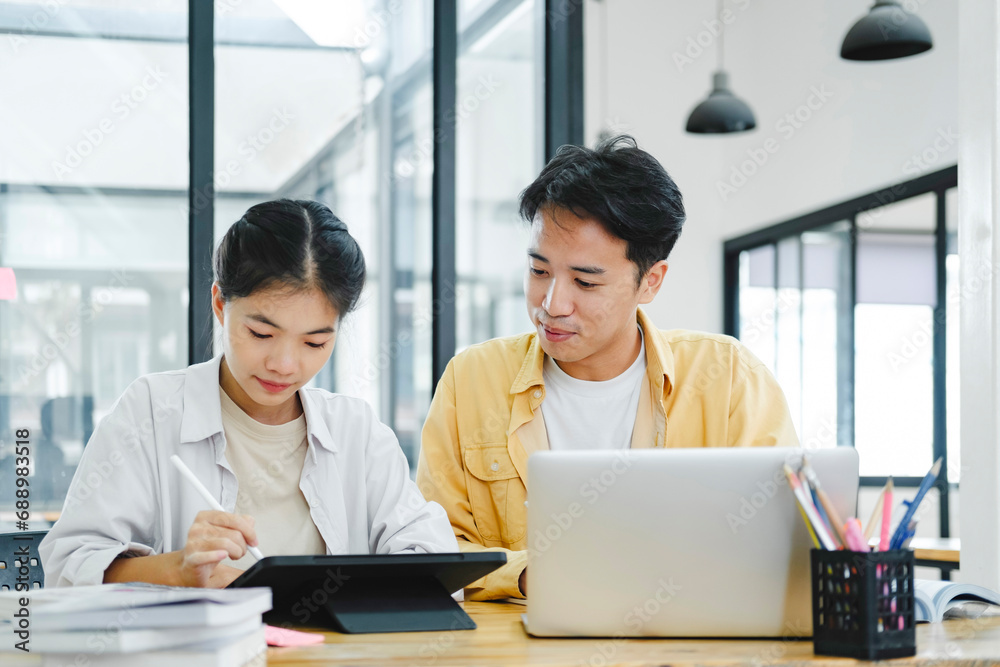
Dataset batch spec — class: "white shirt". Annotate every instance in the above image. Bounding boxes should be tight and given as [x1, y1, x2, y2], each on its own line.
[40, 355, 458, 587]
[541, 329, 647, 450]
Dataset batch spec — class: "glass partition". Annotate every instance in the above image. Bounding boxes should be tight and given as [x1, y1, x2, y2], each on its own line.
[0, 3, 189, 516]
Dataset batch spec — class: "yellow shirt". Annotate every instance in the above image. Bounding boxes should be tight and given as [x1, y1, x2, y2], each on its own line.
[415, 308, 798, 601]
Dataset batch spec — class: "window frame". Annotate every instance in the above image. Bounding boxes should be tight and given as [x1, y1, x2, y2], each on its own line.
[723, 165, 958, 537]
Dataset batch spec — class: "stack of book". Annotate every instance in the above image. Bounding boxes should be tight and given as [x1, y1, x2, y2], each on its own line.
[0, 583, 271, 666]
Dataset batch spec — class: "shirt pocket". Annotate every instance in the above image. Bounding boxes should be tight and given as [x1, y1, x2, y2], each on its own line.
[463, 444, 526, 545]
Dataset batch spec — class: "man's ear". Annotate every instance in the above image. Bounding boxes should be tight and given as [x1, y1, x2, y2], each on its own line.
[211, 283, 226, 326]
[638, 260, 668, 305]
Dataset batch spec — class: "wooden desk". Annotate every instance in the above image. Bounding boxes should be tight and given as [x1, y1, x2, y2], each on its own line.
[912, 537, 961, 563]
[267, 601, 1000, 666]
[912, 537, 961, 579]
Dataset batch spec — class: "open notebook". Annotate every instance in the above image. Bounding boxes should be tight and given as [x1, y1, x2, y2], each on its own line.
[915, 579, 1000, 623]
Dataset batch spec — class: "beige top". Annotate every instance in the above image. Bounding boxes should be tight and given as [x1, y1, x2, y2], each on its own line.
[219, 387, 327, 570]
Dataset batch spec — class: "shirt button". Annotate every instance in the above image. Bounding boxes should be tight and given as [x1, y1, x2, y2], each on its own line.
[533, 390, 542, 399]
[490, 462, 500, 472]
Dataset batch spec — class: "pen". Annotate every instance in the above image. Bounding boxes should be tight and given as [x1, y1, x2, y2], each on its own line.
[783, 464, 837, 550]
[169, 454, 264, 562]
[801, 456, 847, 549]
[879, 477, 893, 551]
[889, 458, 942, 550]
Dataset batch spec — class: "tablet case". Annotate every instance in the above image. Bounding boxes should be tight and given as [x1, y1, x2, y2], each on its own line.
[228, 552, 506, 634]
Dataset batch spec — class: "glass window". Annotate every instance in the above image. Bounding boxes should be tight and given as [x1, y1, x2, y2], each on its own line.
[0, 3, 189, 521]
[730, 184, 954, 483]
[945, 188, 959, 484]
[737, 224, 850, 450]
[0, 0, 553, 519]
[456, 0, 542, 349]
[800, 223, 851, 449]
[211, 1, 434, 469]
[775, 237, 803, 437]
[856, 192, 936, 233]
[738, 244, 777, 372]
[854, 233, 936, 477]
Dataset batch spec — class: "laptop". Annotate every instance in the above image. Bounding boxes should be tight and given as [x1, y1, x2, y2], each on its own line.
[524, 446, 859, 638]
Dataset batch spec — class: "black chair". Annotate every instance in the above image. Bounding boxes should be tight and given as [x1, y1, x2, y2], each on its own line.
[0, 530, 47, 591]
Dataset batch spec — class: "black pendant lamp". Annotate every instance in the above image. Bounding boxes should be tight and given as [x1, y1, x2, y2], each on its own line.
[685, 0, 756, 134]
[841, 1, 933, 61]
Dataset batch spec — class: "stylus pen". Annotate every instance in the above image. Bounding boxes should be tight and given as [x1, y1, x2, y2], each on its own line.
[169, 454, 264, 562]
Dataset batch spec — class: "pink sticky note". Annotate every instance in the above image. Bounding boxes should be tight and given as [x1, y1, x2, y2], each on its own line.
[265, 625, 325, 647]
[0, 268, 16, 301]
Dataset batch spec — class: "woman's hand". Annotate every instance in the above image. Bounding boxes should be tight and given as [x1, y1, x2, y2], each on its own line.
[177, 510, 259, 588]
[205, 563, 245, 588]
[103, 511, 258, 588]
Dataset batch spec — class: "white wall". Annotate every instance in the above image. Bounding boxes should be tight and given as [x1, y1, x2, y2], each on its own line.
[585, 0, 958, 333]
[957, 0, 1000, 591]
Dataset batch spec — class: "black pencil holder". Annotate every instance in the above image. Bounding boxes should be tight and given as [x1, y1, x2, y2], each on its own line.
[810, 548, 916, 660]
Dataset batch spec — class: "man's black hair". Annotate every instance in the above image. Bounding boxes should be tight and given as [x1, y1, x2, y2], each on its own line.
[519, 135, 686, 285]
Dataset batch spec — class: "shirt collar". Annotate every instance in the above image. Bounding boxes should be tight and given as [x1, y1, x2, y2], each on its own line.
[299, 387, 338, 453]
[179, 354, 338, 452]
[509, 308, 675, 396]
[179, 355, 226, 444]
[637, 307, 674, 396]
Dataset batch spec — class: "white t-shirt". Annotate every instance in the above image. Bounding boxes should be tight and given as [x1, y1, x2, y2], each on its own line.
[540, 329, 647, 450]
[219, 388, 327, 570]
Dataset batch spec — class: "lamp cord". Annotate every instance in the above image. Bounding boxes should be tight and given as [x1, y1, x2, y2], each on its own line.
[718, 0, 724, 71]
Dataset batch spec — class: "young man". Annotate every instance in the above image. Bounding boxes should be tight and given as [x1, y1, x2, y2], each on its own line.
[416, 136, 797, 601]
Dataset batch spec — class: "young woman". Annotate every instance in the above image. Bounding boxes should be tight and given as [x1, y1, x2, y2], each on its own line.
[40, 200, 457, 588]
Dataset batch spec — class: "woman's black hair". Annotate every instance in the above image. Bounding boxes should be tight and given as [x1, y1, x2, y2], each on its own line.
[519, 135, 686, 285]
[213, 199, 366, 318]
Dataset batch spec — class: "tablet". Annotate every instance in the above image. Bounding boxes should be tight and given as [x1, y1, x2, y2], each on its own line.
[228, 552, 506, 634]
